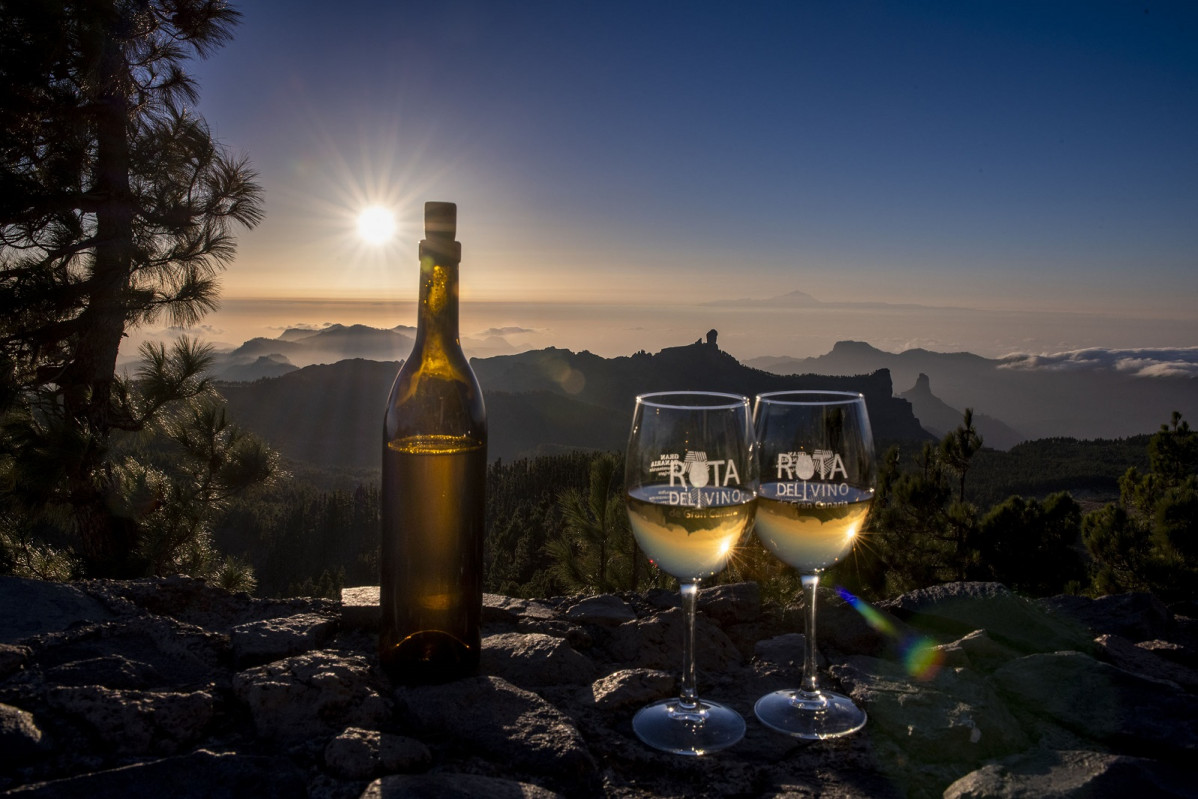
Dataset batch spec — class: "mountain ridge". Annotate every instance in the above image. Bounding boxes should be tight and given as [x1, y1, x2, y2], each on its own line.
[205, 321, 1195, 448]
[216, 340, 931, 471]
[749, 341, 1195, 441]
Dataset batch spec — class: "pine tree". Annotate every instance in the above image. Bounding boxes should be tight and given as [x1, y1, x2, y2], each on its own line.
[1083, 412, 1198, 599]
[547, 452, 646, 594]
[0, 1, 269, 577]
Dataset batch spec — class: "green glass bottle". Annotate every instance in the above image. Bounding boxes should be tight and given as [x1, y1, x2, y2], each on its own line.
[380, 201, 487, 684]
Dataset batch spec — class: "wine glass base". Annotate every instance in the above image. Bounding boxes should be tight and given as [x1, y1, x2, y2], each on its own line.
[754, 688, 867, 739]
[632, 697, 746, 755]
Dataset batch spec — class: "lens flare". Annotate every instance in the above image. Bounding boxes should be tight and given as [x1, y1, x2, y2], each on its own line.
[836, 586, 943, 680]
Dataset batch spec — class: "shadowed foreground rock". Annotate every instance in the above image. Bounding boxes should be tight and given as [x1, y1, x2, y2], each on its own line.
[1, 576, 1197, 798]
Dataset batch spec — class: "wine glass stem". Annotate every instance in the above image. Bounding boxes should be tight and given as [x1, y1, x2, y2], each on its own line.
[801, 572, 821, 695]
[679, 580, 699, 709]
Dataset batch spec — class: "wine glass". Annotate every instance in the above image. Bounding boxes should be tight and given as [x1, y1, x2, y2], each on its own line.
[752, 390, 876, 739]
[624, 391, 758, 755]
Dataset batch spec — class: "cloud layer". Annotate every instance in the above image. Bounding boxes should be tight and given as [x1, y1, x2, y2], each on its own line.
[999, 347, 1198, 378]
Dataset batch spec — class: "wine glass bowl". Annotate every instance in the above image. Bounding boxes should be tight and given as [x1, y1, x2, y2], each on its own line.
[752, 390, 876, 739]
[624, 391, 758, 755]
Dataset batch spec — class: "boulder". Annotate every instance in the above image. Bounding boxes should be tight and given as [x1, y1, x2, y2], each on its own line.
[0, 577, 115, 644]
[232, 650, 389, 742]
[1, 578, 1194, 798]
[482, 631, 597, 687]
[992, 650, 1198, 756]
[3, 748, 306, 798]
[229, 611, 337, 667]
[589, 668, 675, 710]
[47, 685, 213, 755]
[606, 606, 742, 673]
[323, 726, 432, 780]
[362, 772, 563, 798]
[563, 594, 637, 627]
[882, 582, 1094, 654]
[944, 748, 1196, 799]
[394, 675, 596, 777]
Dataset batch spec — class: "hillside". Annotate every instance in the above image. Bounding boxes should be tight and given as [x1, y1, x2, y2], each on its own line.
[750, 341, 1197, 442]
[900, 373, 1023, 450]
[216, 340, 931, 471]
[203, 323, 418, 381]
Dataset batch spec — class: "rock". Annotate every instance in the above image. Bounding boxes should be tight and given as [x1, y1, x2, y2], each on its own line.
[589, 668, 675, 709]
[361, 772, 563, 798]
[934, 629, 1021, 673]
[395, 675, 596, 777]
[483, 595, 588, 645]
[698, 582, 761, 625]
[1138, 637, 1198, 668]
[3, 748, 306, 798]
[232, 650, 389, 742]
[29, 615, 227, 689]
[992, 650, 1198, 756]
[754, 632, 807, 666]
[607, 606, 742, 673]
[1094, 633, 1198, 691]
[482, 632, 597, 687]
[1040, 591, 1176, 642]
[341, 585, 381, 629]
[47, 685, 213, 755]
[379, 732, 434, 773]
[230, 611, 337, 667]
[818, 588, 900, 658]
[0, 577, 115, 643]
[838, 655, 1030, 764]
[518, 618, 592, 651]
[563, 594, 636, 627]
[944, 748, 1197, 799]
[3, 577, 1196, 798]
[0, 702, 47, 768]
[82, 575, 335, 631]
[322, 725, 435, 780]
[0, 644, 30, 680]
[882, 582, 1093, 655]
[483, 593, 531, 625]
[43, 653, 161, 689]
[644, 587, 680, 610]
[483, 595, 557, 625]
[324, 726, 380, 780]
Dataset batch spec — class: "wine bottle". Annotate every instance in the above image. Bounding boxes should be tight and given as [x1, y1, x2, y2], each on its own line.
[380, 201, 487, 684]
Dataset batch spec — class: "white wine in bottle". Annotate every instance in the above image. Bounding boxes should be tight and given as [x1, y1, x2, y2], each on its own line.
[380, 201, 487, 684]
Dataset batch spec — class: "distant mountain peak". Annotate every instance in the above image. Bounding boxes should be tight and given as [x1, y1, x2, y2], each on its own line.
[908, 372, 933, 395]
[278, 327, 324, 342]
[702, 290, 822, 308]
[830, 340, 882, 354]
[774, 290, 820, 304]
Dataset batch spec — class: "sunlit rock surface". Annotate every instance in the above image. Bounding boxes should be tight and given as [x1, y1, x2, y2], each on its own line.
[1, 575, 1196, 798]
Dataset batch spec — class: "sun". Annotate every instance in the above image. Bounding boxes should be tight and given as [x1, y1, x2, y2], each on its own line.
[356, 205, 397, 245]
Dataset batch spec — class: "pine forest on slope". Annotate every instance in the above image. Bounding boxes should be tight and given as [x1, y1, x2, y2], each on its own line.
[206, 332, 1183, 601]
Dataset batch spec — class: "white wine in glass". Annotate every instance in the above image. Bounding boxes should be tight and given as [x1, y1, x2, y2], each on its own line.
[753, 390, 876, 739]
[624, 391, 758, 755]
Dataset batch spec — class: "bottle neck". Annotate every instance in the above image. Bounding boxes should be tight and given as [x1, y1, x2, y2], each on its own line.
[415, 240, 461, 350]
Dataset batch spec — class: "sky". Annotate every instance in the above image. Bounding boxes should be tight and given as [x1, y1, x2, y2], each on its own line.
[165, 0, 1198, 360]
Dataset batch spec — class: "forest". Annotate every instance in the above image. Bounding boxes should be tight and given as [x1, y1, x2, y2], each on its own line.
[195, 410, 1194, 608]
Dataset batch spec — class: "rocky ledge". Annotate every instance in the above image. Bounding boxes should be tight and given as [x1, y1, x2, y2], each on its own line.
[1, 576, 1196, 798]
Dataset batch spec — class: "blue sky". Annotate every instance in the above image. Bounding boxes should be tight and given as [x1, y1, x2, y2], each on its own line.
[185, 1, 1197, 335]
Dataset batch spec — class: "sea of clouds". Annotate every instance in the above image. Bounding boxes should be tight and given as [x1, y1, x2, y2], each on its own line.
[999, 347, 1198, 378]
